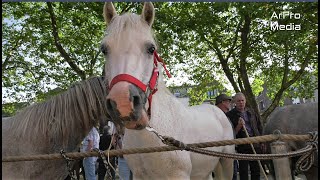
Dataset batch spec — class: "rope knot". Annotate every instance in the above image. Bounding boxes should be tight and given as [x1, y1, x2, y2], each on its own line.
[162, 136, 189, 151]
[295, 131, 318, 174]
[307, 131, 318, 144]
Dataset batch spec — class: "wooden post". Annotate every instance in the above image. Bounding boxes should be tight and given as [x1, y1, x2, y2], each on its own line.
[271, 141, 292, 180]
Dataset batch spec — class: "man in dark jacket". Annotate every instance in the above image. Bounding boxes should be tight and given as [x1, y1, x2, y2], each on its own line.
[226, 92, 263, 180]
[215, 93, 238, 180]
[97, 126, 116, 180]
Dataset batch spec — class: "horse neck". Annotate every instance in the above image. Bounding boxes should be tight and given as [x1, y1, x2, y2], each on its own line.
[149, 82, 188, 135]
[9, 101, 95, 154]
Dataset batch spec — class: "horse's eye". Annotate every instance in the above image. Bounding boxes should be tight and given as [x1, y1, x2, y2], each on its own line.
[101, 44, 108, 55]
[147, 46, 155, 54]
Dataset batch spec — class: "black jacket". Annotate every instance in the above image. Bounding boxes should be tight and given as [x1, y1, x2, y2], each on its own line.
[99, 133, 114, 151]
[226, 107, 263, 151]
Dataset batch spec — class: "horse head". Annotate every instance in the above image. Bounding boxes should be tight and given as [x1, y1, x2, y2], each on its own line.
[102, 2, 157, 130]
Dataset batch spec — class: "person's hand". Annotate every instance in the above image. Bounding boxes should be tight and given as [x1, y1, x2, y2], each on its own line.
[235, 117, 245, 133]
[237, 117, 245, 128]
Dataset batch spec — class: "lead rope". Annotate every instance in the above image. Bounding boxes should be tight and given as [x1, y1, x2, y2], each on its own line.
[95, 135, 123, 180]
[94, 148, 113, 179]
[108, 135, 123, 180]
[147, 125, 267, 179]
[60, 150, 77, 180]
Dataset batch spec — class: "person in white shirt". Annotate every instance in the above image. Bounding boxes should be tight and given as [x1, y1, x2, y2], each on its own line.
[81, 127, 100, 180]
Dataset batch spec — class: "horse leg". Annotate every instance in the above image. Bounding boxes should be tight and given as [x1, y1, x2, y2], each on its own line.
[213, 158, 233, 180]
[215, 144, 235, 180]
[212, 161, 222, 180]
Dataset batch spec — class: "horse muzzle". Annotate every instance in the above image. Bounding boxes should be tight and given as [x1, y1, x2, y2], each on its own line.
[106, 82, 149, 129]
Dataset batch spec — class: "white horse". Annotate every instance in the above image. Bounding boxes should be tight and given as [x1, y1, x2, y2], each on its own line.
[2, 77, 109, 179]
[102, 2, 234, 179]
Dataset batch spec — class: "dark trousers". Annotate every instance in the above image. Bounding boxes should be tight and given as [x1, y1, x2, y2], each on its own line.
[97, 157, 116, 180]
[238, 146, 261, 180]
[233, 160, 238, 180]
[238, 159, 260, 180]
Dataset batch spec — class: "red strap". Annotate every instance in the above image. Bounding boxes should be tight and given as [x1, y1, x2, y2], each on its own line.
[109, 74, 147, 92]
[147, 88, 157, 115]
[154, 51, 172, 78]
[108, 51, 171, 116]
[148, 68, 159, 90]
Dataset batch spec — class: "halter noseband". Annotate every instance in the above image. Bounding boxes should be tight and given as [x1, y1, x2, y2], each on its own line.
[109, 51, 171, 115]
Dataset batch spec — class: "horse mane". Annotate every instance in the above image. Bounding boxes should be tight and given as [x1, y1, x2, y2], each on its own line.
[9, 77, 109, 148]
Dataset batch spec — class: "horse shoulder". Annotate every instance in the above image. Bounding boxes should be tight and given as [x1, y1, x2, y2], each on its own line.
[186, 104, 233, 140]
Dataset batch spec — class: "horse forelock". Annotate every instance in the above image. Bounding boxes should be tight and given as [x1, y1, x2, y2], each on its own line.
[8, 77, 108, 150]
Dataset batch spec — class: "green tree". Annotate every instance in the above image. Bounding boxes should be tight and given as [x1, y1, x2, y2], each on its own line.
[3, 2, 102, 103]
[154, 2, 318, 123]
[2, 2, 142, 114]
[2, 2, 142, 102]
[2, 2, 318, 123]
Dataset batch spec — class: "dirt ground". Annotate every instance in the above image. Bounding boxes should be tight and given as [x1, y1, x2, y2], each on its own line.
[245, 173, 306, 180]
[77, 170, 307, 180]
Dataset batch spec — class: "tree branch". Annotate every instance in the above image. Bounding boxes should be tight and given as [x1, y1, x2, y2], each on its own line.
[47, 2, 86, 80]
[238, 13, 261, 119]
[120, 2, 136, 14]
[202, 34, 240, 93]
[2, 27, 26, 72]
[281, 44, 289, 87]
[4, 61, 37, 81]
[89, 50, 101, 76]
[225, 18, 243, 61]
[261, 38, 317, 122]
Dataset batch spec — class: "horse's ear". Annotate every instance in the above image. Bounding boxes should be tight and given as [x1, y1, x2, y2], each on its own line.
[103, 2, 117, 25]
[141, 2, 155, 26]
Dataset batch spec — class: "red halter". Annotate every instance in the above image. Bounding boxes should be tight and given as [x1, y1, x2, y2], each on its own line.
[109, 51, 171, 115]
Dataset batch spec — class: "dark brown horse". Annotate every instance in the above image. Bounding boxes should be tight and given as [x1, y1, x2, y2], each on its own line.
[263, 102, 318, 180]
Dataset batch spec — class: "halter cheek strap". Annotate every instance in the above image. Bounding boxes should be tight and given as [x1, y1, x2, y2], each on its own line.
[109, 51, 171, 115]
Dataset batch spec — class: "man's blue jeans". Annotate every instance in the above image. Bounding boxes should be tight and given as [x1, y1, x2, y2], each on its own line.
[83, 157, 97, 180]
[118, 157, 132, 180]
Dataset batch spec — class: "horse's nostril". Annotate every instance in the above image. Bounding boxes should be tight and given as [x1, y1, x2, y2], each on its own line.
[133, 95, 141, 108]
